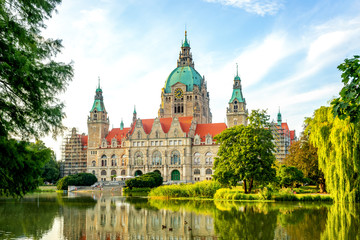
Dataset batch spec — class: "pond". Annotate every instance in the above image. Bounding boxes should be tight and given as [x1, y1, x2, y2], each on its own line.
[0, 192, 359, 239]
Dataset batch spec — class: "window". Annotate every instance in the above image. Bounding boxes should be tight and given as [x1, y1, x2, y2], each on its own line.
[174, 140, 177, 145]
[178, 140, 182, 145]
[92, 170, 95, 175]
[121, 155, 126, 166]
[206, 169, 212, 175]
[171, 151, 181, 165]
[111, 170, 116, 176]
[92, 161, 96, 167]
[121, 170, 126, 176]
[152, 151, 162, 165]
[169, 140, 173, 145]
[133, 142, 136, 147]
[194, 152, 200, 164]
[151, 141, 155, 146]
[205, 152, 213, 164]
[101, 170, 106, 176]
[134, 151, 143, 165]
[194, 169, 200, 175]
[160, 141, 163, 146]
[111, 155, 116, 166]
[171, 170, 180, 181]
[141, 141, 145, 146]
[101, 155, 107, 166]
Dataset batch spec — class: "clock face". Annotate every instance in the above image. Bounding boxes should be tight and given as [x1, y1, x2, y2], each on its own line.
[174, 88, 183, 99]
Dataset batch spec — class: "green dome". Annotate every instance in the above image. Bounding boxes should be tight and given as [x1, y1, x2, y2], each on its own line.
[164, 66, 202, 93]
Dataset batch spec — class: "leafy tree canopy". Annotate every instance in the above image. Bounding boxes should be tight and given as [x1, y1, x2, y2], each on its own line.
[0, 140, 52, 197]
[277, 165, 304, 188]
[0, 0, 73, 139]
[0, 0, 73, 197]
[331, 55, 360, 123]
[284, 129, 326, 192]
[41, 151, 60, 184]
[213, 109, 276, 193]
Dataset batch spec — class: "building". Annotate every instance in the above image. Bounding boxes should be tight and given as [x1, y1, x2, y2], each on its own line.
[271, 110, 297, 163]
[62, 31, 248, 182]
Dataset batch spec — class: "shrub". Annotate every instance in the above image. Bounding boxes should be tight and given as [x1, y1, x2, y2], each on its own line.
[258, 187, 273, 200]
[56, 173, 97, 190]
[125, 172, 163, 189]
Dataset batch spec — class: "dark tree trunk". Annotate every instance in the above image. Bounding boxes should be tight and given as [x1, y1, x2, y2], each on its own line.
[319, 181, 326, 193]
[248, 179, 253, 194]
[243, 180, 247, 194]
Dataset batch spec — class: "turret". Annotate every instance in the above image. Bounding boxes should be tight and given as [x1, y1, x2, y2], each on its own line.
[226, 64, 248, 127]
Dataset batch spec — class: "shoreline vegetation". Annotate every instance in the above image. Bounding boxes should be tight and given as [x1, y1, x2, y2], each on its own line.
[147, 181, 332, 202]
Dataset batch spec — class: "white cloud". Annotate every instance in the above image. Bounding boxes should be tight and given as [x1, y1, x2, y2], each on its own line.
[203, 0, 284, 16]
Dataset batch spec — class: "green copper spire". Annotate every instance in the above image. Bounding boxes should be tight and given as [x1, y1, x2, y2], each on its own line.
[234, 63, 241, 81]
[277, 107, 282, 126]
[182, 30, 190, 47]
[91, 78, 105, 112]
[120, 119, 124, 130]
[96, 76, 102, 92]
[133, 105, 136, 114]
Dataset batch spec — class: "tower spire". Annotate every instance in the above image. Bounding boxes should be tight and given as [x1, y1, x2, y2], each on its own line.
[98, 76, 100, 89]
[236, 63, 239, 77]
[277, 107, 282, 126]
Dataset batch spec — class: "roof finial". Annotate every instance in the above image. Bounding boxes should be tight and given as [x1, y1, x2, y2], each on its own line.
[236, 63, 239, 77]
[120, 118, 124, 130]
[98, 76, 100, 89]
[133, 105, 137, 114]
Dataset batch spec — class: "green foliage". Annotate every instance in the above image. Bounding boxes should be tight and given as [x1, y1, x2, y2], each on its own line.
[41, 151, 60, 184]
[331, 55, 360, 123]
[56, 173, 97, 190]
[0, 0, 73, 198]
[125, 172, 163, 189]
[149, 181, 222, 198]
[0, 0, 73, 139]
[258, 187, 273, 200]
[123, 187, 151, 193]
[0, 140, 51, 197]
[285, 132, 325, 191]
[306, 106, 360, 202]
[277, 165, 305, 188]
[213, 109, 276, 193]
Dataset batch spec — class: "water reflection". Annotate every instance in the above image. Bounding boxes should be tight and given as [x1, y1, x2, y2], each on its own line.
[0, 193, 359, 240]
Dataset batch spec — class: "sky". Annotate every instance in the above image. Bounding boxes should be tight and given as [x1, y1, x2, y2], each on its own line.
[41, 0, 360, 159]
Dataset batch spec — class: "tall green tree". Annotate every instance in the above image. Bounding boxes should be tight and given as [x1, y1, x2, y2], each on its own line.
[277, 165, 304, 188]
[306, 106, 360, 202]
[213, 109, 276, 193]
[285, 132, 326, 192]
[41, 151, 60, 184]
[0, 140, 52, 197]
[0, 0, 73, 197]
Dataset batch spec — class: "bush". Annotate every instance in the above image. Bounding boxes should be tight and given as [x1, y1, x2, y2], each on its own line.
[125, 172, 163, 189]
[56, 173, 97, 190]
[258, 187, 273, 200]
[149, 181, 221, 198]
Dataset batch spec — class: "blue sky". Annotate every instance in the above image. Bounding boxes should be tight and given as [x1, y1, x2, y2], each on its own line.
[42, 0, 360, 158]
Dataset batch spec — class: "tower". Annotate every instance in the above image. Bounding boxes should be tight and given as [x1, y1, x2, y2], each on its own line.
[87, 78, 109, 149]
[226, 64, 247, 127]
[159, 31, 212, 123]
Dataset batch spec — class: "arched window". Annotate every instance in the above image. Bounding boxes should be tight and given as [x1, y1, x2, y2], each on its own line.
[171, 151, 181, 165]
[234, 104, 238, 112]
[171, 170, 180, 181]
[205, 169, 212, 175]
[152, 151, 162, 165]
[92, 161, 96, 167]
[92, 170, 96, 175]
[234, 119, 238, 125]
[134, 151, 143, 165]
[121, 154, 126, 166]
[121, 170, 126, 176]
[111, 154, 117, 166]
[111, 170, 116, 176]
[101, 170, 106, 176]
[194, 152, 200, 164]
[101, 155, 107, 166]
[194, 169, 200, 175]
[135, 170, 143, 176]
[205, 152, 213, 164]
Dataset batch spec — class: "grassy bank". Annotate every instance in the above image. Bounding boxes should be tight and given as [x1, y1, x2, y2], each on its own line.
[149, 182, 332, 202]
[34, 186, 58, 192]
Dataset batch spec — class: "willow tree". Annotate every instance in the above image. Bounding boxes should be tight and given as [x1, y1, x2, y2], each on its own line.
[306, 107, 360, 202]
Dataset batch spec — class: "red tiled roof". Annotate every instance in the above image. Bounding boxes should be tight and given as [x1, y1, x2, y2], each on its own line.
[281, 122, 289, 131]
[106, 128, 131, 143]
[195, 123, 227, 141]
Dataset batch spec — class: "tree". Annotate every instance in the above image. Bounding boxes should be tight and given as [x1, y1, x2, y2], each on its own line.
[41, 151, 60, 184]
[213, 109, 276, 193]
[56, 173, 97, 190]
[284, 131, 326, 192]
[0, 0, 73, 197]
[306, 106, 360, 202]
[331, 55, 360, 123]
[0, 140, 52, 197]
[277, 165, 304, 188]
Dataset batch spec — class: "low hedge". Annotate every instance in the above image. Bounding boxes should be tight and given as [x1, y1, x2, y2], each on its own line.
[57, 173, 97, 190]
[125, 172, 163, 189]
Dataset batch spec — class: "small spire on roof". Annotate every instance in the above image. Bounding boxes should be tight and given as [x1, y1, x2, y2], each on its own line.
[98, 76, 100, 88]
[133, 105, 136, 114]
[236, 63, 239, 77]
[120, 118, 124, 130]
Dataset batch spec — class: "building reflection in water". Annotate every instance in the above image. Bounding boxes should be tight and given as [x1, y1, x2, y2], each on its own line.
[62, 194, 216, 240]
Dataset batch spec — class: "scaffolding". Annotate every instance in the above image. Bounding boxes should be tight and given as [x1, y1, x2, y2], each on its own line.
[61, 127, 88, 176]
[270, 123, 290, 164]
